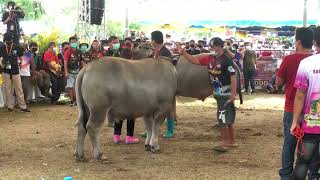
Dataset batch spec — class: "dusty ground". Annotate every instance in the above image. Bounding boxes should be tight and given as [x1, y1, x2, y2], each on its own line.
[0, 92, 285, 180]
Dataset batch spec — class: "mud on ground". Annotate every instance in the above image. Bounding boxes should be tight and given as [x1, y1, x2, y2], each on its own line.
[0, 93, 285, 180]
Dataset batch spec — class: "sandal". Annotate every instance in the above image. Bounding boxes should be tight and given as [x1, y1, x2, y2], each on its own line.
[227, 143, 239, 148]
[213, 145, 228, 152]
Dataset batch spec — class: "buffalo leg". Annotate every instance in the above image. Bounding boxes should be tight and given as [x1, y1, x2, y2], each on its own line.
[150, 114, 165, 153]
[144, 115, 153, 151]
[74, 105, 89, 160]
[173, 97, 177, 124]
[86, 110, 106, 160]
[75, 117, 88, 161]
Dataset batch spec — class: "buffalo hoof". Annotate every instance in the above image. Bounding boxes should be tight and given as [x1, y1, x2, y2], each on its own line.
[145, 144, 151, 151]
[93, 152, 103, 160]
[91, 156, 109, 163]
[74, 153, 85, 162]
[151, 146, 161, 154]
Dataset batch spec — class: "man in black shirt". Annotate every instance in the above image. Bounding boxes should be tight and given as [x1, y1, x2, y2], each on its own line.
[104, 36, 121, 57]
[198, 40, 210, 53]
[150, 30, 175, 138]
[2, 1, 25, 45]
[151, 31, 172, 58]
[186, 40, 200, 55]
[178, 37, 238, 152]
[0, 32, 30, 112]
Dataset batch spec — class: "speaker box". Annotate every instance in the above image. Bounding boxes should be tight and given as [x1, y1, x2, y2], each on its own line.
[90, 0, 105, 25]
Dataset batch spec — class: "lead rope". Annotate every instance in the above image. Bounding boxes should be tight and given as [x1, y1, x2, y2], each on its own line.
[293, 127, 305, 156]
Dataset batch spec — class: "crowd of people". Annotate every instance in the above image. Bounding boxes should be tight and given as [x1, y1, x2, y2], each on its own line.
[2, 2, 320, 179]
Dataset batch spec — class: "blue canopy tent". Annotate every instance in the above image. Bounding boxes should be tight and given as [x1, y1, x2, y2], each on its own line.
[188, 20, 318, 27]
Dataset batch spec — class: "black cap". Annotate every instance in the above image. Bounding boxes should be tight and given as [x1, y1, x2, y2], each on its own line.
[209, 37, 224, 48]
[7, 1, 15, 8]
[3, 32, 14, 42]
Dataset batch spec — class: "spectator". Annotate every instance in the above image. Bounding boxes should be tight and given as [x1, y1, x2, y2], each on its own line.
[104, 36, 121, 57]
[43, 42, 64, 104]
[19, 43, 34, 103]
[121, 38, 134, 59]
[314, 26, 320, 54]
[64, 36, 84, 106]
[241, 43, 257, 94]
[113, 37, 139, 144]
[289, 30, 320, 180]
[151, 31, 172, 59]
[124, 37, 134, 49]
[186, 40, 200, 55]
[58, 42, 70, 74]
[29, 42, 51, 99]
[272, 39, 282, 59]
[266, 69, 282, 94]
[185, 42, 190, 50]
[90, 40, 103, 59]
[276, 27, 317, 180]
[79, 43, 91, 64]
[231, 44, 242, 70]
[1, 1, 25, 44]
[0, 32, 30, 112]
[151, 30, 175, 138]
[198, 40, 210, 53]
[79, 43, 89, 53]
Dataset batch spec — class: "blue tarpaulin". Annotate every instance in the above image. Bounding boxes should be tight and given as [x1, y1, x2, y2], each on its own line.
[188, 20, 318, 27]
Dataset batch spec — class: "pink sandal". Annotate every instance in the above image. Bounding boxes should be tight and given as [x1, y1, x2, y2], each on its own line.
[113, 135, 121, 144]
[125, 136, 140, 144]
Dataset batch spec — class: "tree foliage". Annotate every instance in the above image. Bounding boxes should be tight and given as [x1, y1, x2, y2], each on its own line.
[107, 21, 124, 38]
[129, 22, 142, 31]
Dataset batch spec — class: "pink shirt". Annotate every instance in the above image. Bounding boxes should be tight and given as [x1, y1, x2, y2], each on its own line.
[294, 54, 320, 134]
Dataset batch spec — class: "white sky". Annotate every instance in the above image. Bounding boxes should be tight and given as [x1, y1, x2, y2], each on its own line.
[108, 0, 320, 23]
[18, 0, 320, 34]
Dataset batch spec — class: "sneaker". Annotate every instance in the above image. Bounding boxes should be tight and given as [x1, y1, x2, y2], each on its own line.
[20, 108, 31, 113]
[163, 131, 174, 138]
[69, 102, 77, 107]
[125, 136, 140, 144]
[113, 135, 121, 144]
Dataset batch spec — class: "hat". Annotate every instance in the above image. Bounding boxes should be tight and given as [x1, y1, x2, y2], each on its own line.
[209, 37, 224, 48]
[79, 42, 89, 48]
[3, 32, 14, 42]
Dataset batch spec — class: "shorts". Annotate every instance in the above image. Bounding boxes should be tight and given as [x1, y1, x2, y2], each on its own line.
[66, 73, 78, 88]
[214, 88, 236, 128]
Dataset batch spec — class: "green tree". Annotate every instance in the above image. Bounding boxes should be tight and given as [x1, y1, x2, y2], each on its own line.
[129, 22, 141, 31]
[0, 0, 45, 20]
[107, 21, 124, 38]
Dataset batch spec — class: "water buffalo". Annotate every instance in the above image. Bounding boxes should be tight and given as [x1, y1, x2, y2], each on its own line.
[175, 55, 212, 100]
[74, 57, 177, 160]
[132, 44, 212, 100]
[132, 45, 242, 114]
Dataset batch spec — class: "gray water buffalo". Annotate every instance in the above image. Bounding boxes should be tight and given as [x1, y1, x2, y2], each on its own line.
[175, 55, 212, 100]
[74, 57, 177, 160]
[132, 44, 212, 100]
[132, 45, 242, 110]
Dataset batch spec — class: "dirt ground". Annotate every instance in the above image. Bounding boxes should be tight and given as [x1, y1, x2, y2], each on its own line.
[0, 92, 286, 180]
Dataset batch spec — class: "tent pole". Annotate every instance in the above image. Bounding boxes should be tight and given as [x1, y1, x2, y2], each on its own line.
[125, 0, 129, 38]
[303, 0, 308, 27]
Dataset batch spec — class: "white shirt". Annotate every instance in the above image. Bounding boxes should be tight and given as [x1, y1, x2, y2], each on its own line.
[19, 54, 31, 77]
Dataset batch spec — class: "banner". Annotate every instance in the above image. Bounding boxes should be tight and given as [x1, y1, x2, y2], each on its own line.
[241, 58, 281, 89]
